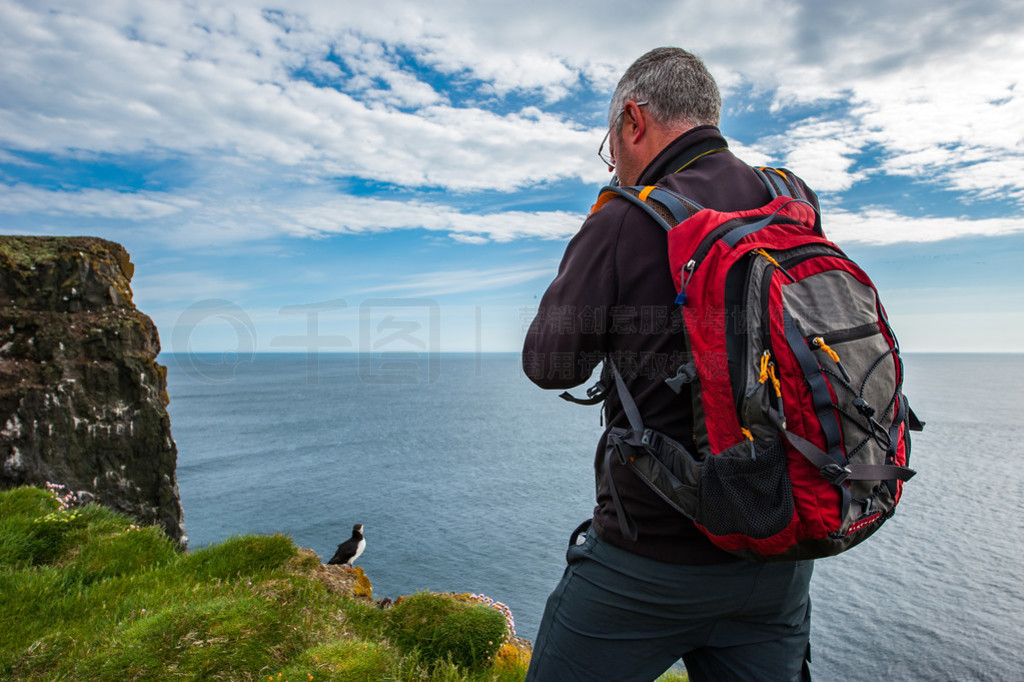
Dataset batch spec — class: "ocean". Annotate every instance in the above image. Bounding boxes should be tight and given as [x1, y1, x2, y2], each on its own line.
[164, 352, 1024, 681]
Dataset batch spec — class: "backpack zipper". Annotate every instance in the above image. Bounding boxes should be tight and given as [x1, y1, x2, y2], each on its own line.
[679, 215, 801, 300]
[807, 322, 880, 346]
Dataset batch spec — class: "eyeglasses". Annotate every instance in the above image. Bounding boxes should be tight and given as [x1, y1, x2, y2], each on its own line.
[598, 101, 648, 168]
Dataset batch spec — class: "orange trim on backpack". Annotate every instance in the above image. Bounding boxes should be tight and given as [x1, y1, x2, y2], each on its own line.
[639, 185, 656, 202]
[589, 190, 619, 216]
[758, 166, 789, 180]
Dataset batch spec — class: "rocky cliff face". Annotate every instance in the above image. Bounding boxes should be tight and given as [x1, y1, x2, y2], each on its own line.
[0, 236, 186, 548]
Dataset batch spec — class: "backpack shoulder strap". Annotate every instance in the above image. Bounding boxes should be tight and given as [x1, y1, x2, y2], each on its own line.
[753, 166, 824, 237]
[596, 185, 703, 233]
[754, 166, 789, 199]
[754, 166, 806, 200]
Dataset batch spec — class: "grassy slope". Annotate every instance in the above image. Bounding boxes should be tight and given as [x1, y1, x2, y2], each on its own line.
[0, 486, 687, 681]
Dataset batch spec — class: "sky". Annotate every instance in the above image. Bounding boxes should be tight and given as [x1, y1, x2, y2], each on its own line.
[1, 0, 1023, 357]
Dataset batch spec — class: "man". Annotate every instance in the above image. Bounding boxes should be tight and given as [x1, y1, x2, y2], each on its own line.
[522, 47, 816, 681]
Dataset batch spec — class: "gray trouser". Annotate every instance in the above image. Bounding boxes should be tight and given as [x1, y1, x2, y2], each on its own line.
[525, 525, 813, 682]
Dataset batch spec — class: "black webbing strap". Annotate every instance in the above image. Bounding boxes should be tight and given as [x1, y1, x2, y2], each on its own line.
[782, 310, 852, 518]
[783, 430, 916, 484]
[601, 186, 672, 231]
[752, 166, 823, 236]
[886, 394, 908, 459]
[884, 395, 906, 497]
[603, 362, 648, 542]
[908, 404, 925, 431]
[783, 311, 844, 459]
[559, 381, 610, 405]
[721, 198, 815, 248]
[605, 433, 639, 541]
[559, 362, 638, 540]
[882, 393, 923, 495]
[611, 362, 645, 435]
[599, 185, 702, 233]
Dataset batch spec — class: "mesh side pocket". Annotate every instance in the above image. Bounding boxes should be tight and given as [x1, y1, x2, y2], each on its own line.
[696, 437, 793, 539]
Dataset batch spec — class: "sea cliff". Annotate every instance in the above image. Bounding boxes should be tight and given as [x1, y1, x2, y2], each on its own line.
[0, 236, 186, 547]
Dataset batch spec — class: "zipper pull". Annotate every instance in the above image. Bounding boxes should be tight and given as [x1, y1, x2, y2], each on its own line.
[766, 360, 782, 399]
[676, 259, 697, 305]
[755, 248, 796, 282]
[740, 427, 757, 459]
[759, 349, 786, 429]
[759, 350, 771, 380]
[814, 336, 853, 383]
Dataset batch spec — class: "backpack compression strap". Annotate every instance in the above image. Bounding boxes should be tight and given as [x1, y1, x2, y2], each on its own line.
[603, 361, 707, 541]
[604, 361, 647, 542]
[559, 380, 609, 405]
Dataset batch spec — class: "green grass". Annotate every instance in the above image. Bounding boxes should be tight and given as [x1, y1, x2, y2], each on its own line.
[384, 593, 508, 669]
[0, 485, 528, 681]
[0, 484, 689, 681]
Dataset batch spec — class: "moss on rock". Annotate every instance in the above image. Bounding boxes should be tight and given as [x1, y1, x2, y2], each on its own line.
[0, 236, 185, 548]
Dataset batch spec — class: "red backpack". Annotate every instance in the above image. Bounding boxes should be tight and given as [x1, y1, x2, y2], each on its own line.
[590, 168, 923, 561]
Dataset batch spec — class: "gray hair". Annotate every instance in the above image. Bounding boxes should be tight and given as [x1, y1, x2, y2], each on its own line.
[609, 47, 721, 132]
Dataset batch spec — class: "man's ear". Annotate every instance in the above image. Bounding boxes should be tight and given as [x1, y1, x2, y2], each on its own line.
[623, 100, 647, 144]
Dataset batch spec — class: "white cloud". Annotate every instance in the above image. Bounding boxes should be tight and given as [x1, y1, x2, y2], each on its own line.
[751, 4, 1024, 204]
[750, 119, 871, 193]
[850, 32, 1024, 196]
[0, 150, 38, 167]
[4, 0, 1022, 357]
[132, 271, 251, 304]
[358, 264, 556, 297]
[276, 195, 584, 243]
[0, 183, 198, 220]
[418, 37, 580, 102]
[0, 0, 608, 192]
[0, 179, 584, 246]
[826, 208, 1024, 245]
[1, 0, 1023, 246]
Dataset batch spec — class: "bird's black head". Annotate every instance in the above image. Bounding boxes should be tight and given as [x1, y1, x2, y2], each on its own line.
[352, 523, 364, 536]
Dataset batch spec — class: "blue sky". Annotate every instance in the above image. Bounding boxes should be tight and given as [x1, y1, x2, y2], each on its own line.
[1, 0, 1022, 354]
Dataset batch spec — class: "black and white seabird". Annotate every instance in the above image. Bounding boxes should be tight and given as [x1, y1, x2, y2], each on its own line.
[328, 523, 366, 567]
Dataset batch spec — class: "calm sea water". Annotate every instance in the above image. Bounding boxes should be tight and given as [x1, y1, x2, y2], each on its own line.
[164, 352, 1024, 681]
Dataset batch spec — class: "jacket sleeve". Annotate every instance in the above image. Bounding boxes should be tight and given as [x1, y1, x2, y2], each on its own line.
[521, 205, 625, 389]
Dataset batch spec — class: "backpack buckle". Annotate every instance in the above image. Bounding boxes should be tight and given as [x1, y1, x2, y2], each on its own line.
[608, 429, 637, 465]
[664, 361, 698, 394]
[820, 463, 852, 485]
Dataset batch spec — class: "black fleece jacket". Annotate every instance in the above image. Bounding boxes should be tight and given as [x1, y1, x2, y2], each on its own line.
[523, 125, 818, 564]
